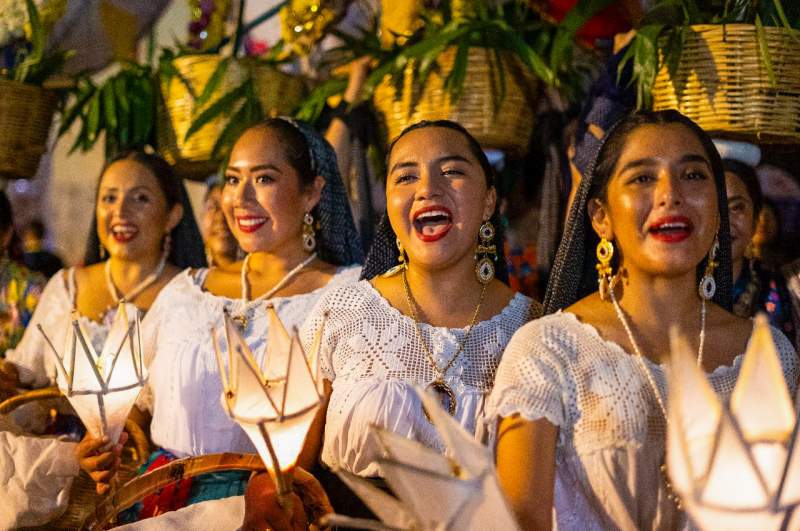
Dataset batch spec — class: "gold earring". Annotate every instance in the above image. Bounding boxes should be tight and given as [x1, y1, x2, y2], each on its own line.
[596, 238, 617, 301]
[382, 238, 408, 277]
[302, 212, 316, 252]
[475, 220, 497, 284]
[698, 234, 719, 300]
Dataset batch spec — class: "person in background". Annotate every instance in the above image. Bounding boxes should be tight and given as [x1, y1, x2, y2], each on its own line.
[718, 142, 798, 346]
[201, 178, 239, 268]
[0, 191, 45, 374]
[21, 219, 64, 279]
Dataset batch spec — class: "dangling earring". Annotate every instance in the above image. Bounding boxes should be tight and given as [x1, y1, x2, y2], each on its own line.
[698, 235, 719, 300]
[302, 212, 316, 252]
[382, 238, 408, 278]
[475, 220, 498, 285]
[99, 244, 107, 260]
[596, 238, 618, 301]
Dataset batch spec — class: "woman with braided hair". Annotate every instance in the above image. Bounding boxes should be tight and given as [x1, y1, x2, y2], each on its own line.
[76, 118, 363, 519]
[486, 110, 799, 530]
[242, 119, 540, 530]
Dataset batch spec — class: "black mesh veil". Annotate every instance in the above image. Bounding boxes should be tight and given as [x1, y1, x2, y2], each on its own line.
[543, 110, 733, 314]
[284, 118, 363, 266]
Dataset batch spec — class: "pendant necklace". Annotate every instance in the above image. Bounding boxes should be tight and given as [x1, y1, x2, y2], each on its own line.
[401, 269, 486, 419]
[104, 253, 168, 308]
[231, 252, 317, 331]
[609, 285, 706, 510]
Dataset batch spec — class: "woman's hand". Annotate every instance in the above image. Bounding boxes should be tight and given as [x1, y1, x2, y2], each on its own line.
[0, 360, 19, 400]
[243, 468, 333, 531]
[75, 431, 128, 495]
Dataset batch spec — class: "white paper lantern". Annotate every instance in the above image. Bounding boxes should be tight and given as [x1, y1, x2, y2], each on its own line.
[39, 303, 147, 444]
[212, 305, 326, 498]
[323, 386, 521, 531]
[667, 313, 800, 530]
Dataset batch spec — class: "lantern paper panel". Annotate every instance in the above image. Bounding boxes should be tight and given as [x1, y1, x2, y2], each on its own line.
[667, 314, 800, 531]
[40, 303, 146, 444]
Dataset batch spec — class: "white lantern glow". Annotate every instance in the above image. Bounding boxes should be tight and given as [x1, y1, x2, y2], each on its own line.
[667, 313, 800, 530]
[39, 303, 147, 444]
[212, 305, 326, 499]
[323, 386, 521, 531]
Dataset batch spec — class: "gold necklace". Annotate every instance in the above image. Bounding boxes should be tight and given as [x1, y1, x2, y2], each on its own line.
[401, 269, 487, 418]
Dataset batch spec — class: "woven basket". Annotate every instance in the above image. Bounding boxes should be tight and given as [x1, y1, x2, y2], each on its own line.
[652, 24, 800, 143]
[373, 47, 539, 155]
[157, 55, 306, 179]
[0, 80, 59, 180]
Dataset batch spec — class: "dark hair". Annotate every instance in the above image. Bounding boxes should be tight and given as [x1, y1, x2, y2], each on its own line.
[361, 120, 508, 282]
[387, 120, 496, 188]
[723, 158, 763, 223]
[0, 191, 23, 261]
[84, 150, 207, 268]
[237, 118, 317, 188]
[544, 109, 733, 312]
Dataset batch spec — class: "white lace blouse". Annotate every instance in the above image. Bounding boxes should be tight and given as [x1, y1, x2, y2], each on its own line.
[486, 311, 800, 531]
[6, 268, 120, 388]
[140, 266, 361, 458]
[302, 280, 538, 477]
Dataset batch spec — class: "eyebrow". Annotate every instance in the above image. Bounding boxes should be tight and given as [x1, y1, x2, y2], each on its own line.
[225, 164, 282, 174]
[727, 194, 748, 203]
[99, 185, 156, 194]
[618, 153, 711, 174]
[388, 154, 472, 174]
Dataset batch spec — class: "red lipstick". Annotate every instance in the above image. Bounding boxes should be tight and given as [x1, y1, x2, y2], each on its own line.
[648, 215, 694, 243]
[412, 205, 453, 243]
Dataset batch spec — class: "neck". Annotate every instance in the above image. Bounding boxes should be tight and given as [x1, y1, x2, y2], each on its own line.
[614, 266, 703, 335]
[404, 255, 485, 324]
[108, 253, 162, 285]
[733, 256, 745, 282]
[245, 245, 312, 277]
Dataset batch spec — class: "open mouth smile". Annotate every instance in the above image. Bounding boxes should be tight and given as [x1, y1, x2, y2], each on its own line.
[412, 206, 453, 242]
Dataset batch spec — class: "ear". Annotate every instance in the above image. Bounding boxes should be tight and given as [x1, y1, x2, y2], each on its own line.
[165, 203, 184, 233]
[482, 186, 497, 222]
[588, 198, 613, 241]
[303, 175, 326, 213]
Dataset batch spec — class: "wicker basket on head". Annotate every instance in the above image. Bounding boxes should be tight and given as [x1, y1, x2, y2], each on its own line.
[373, 46, 539, 155]
[157, 55, 306, 180]
[652, 24, 800, 144]
[0, 80, 59, 180]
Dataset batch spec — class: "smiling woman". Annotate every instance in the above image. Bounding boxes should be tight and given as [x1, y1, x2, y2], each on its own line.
[240, 120, 541, 530]
[2, 151, 206, 390]
[486, 110, 800, 530]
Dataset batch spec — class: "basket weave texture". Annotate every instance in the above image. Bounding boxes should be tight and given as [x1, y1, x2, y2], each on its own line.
[373, 47, 538, 154]
[0, 80, 59, 180]
[652, 24, 800, 143]
[157, 55, 306, 179]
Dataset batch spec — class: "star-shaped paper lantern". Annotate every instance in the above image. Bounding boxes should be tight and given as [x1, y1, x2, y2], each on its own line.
[39, 303, 146, 444]
[323, 386, 521, 531]
[213, 305, 326, 499]
[667, 313, 800, 530]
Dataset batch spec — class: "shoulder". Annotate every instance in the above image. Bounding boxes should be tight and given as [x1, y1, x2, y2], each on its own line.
[312, 278, 374, 312]
[328, 264, 362, 286]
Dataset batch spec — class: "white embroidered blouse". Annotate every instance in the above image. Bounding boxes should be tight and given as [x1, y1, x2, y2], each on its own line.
[301, 279, 538, 477]
[6, 268, 120, 388]
[485, 311, 800, 531]
[140, 266, 361, 458]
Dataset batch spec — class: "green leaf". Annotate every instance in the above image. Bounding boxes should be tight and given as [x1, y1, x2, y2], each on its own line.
[195, 57, 230, 108]
[755, 15, 776, 87]
[58, 83, 96, 136]
[86, 91, 101, 143]
[504, 29, 554, 85]
[444, 40, 470, 101]
[13, 0, 45, 82]
[102, 82, 118, 133]
[627, 23, 665, 108]
[549, 0, 615, 71]
[212, 98, 262, 160]
[185, 79, 251, 141]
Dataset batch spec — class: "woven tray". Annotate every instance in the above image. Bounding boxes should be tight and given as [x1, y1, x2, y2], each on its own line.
[157, 55, 306, 179]
[652, 24, 800, 143]
[373, 46, 539, 155]
[0, 80, 59, 180]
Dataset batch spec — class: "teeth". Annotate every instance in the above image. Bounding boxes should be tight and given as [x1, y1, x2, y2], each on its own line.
[239, 218, 266, 227]
[656, 223, 687, 229]
[111, 225, 137, 236]
[416, 210, 450, 221]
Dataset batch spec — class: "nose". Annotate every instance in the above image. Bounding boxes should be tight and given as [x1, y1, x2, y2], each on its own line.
[414, 166, 444, 202]
[655, 171, 684, 208]
[231, 178, 255, 205]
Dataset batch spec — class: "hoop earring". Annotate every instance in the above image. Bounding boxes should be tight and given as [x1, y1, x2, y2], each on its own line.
[596, 237, 618, 301]
[698, 235, 719, 300]
[475, 220, 497, 285]
[302, 212, 316, 252]
[382, 238, 408, 278]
